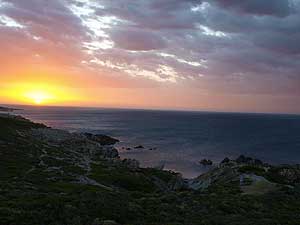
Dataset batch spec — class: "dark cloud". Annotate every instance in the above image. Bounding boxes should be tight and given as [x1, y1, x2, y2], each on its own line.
[212, 0, 295, 17]
[110, 29, 167, 51]
[253, 31, 300, 55]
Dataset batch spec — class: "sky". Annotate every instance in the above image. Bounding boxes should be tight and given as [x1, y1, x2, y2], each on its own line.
[0, 0, 300, 113]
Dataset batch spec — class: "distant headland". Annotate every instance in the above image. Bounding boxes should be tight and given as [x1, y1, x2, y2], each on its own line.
[0, 106, 21, 112]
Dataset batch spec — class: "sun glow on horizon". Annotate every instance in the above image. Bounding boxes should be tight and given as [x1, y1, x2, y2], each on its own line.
[24, 90, 53, 105]
[0, 81, 82, 106]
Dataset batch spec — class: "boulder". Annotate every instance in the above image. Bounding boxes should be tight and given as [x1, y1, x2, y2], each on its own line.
[134, 145, 144, 149]
[189, 167, 239, 190]
[84, 133, 119, 145]
[199, 159, 213, 166]
[254, 158, 263, 166]
[235, 155, 264, 166]
[221, 157, 230, 164]
[236, 155, 252, 164]
[168, 174, 187, 191]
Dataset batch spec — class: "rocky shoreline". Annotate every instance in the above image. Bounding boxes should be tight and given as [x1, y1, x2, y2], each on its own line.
[1, 113, 300, 225]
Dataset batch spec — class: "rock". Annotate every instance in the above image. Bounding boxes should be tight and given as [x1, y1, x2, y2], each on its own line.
[126, 147, 132, 151]
[240, 174, 278, 195]
[239, 174, 253, 186]
[122, 158, 140, 169]
[189, 167, 240, 190]
[199, 159, 213, 166]
[254, 158, 263, 166]
[235, 155, 264, 166]
[84, 133, 119, 145]
[134, 145, 144, 149]
[221, 157, 230, 164]
[168, 174, 187, 191]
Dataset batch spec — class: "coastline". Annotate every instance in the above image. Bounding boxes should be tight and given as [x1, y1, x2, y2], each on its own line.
[14, 105, 300, 178]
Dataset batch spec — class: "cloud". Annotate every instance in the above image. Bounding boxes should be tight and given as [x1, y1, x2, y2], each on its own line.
[211, 0, 295, 17]
[110, 29, 167, 51]
[253, 31, 300, 55]
[0, 0, 299, 100]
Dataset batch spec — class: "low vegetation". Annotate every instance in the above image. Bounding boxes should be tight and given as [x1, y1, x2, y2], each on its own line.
[1, 114, 300, 225]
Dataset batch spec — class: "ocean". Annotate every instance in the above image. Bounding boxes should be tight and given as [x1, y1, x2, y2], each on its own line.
[14, 105, 300, 178]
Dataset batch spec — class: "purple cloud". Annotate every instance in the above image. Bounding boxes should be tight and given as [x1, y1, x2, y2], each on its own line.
[0, 0, 299, 100]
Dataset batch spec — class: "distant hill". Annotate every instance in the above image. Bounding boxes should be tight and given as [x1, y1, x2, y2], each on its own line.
[0, 106, 21, 112]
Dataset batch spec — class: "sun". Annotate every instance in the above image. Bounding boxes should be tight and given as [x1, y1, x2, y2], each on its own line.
[6, 82, 78, 106]
[24, 90, 52, 105]
[33, 98, 43, 105]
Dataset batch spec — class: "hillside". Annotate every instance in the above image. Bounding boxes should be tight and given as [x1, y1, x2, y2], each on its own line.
[1, 114, 300, 225]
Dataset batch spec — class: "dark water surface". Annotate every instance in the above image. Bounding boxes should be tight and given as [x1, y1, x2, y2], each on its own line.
[15, 106, 300, 177]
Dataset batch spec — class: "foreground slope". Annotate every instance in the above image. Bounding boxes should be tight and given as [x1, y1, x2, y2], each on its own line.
[0, 114, 300, 225]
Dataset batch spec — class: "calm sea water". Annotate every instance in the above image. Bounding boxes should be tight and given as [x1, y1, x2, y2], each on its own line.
[14, 105, 300, 178]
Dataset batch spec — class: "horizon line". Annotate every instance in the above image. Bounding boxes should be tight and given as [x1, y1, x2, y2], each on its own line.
[2, 103, 300, 117]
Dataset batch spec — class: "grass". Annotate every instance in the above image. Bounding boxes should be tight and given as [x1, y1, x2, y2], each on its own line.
[89, 163, 158, 193]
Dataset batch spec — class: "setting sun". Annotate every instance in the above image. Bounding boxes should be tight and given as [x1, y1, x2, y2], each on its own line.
[25, 91, 52, 105]
[0, 81, 82, 106]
